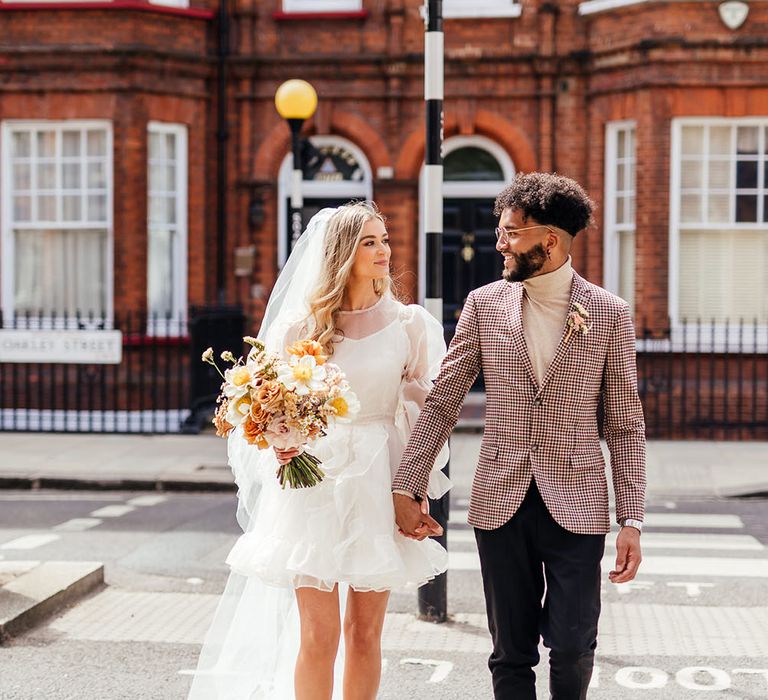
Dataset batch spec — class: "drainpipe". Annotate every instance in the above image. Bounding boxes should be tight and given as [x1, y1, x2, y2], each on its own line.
[216, 0, 230, 304]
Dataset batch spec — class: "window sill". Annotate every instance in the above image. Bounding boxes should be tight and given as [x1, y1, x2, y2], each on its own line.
[0, 1, 214, 19]
[272, 10, 368, 20]
[578, 0, 646, 16]
[446, 6, 522, 18]
[420, 4, 522, 20]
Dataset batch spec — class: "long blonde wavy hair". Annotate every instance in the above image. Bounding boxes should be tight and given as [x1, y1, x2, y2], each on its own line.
[306, 201, 395, 354]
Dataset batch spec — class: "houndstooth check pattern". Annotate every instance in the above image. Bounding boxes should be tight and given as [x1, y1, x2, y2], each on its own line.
[392, 272, 647, 534]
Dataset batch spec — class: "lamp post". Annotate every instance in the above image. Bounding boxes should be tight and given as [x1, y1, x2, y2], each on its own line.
[274, 79, 318, 249]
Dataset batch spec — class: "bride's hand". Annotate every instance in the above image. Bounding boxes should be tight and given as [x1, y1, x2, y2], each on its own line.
[274, 447, 301, 465]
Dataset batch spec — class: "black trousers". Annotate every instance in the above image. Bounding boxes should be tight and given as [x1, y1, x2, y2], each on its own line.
[474, 480, 605, 700]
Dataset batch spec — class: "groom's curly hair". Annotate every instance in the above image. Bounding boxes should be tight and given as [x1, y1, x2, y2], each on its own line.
[493, 172, 594, 236]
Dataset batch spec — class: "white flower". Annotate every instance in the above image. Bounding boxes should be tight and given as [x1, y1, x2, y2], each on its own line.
[223, 362, 257, 400]
[277, 355, 327, 396]
[225, 394, 252, 426]
[326, 389, 361, 423]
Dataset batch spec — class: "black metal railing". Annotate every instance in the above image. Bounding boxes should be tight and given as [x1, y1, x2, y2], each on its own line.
[1, 310, 765, 439]
[0, 310, 191, 434]
[636, 318, 768, 440]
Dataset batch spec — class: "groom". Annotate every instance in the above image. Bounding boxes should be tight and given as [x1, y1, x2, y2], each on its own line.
[393, 172, 646, 699]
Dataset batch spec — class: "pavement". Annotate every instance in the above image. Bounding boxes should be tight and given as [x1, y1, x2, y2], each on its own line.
[0, 421, 766, 652]
[0, 428, 766, 499]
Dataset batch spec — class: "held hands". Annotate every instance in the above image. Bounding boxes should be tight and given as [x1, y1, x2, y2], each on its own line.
[609, 526, 642, 584]
[393, 493, 443, 541]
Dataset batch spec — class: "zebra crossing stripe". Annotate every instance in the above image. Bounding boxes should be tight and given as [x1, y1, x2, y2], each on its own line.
[448, 511, 745, 529]
[447, 551, 768, 578]
[448, 530, 763, 550]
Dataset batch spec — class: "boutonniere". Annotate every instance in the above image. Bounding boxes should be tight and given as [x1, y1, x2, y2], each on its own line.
[564, 302, 592, 343]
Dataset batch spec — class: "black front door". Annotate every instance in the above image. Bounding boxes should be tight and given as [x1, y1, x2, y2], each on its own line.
[443, 198, 500, 332]
[443, 198, 500, 389]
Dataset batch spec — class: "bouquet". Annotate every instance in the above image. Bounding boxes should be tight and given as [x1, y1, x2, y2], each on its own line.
[202, 336, 360, 489]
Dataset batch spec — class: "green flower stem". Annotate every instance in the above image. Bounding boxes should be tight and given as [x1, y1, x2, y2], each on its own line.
[276, 452, 325, 489]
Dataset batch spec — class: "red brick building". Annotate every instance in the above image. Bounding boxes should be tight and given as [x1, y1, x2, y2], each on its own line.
[1, 0, 766, 435]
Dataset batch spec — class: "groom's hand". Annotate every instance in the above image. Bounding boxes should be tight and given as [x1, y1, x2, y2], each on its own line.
[609, 526, 642, 584]
[393, 493, 443, 541]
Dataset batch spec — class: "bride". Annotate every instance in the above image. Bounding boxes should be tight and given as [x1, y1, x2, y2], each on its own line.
[188, 202, 451, 700]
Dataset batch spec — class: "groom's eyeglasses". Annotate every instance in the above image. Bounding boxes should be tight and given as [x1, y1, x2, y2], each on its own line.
[494, 224, 556, 244]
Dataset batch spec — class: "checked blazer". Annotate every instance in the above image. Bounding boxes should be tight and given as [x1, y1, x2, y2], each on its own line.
[392, 272, 647, 535]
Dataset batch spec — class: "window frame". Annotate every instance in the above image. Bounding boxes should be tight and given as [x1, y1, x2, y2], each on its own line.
[1, 119, 113, 328]
[603, 120, 636, 311]
[146, 121, 188, 337]
[668, 117, 768, 347]
[443, 0, 522, 18]
[281, 0, 362, 12]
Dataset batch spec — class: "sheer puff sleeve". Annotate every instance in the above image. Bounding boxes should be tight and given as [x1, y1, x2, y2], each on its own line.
[395, 304, 452, 499]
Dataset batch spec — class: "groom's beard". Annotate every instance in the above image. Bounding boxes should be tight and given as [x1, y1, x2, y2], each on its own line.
[501, 243, 548, 283]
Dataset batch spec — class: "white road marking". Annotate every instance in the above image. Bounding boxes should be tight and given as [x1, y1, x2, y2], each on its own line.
[186, 578, 204, 585]
[667, 582, 716, 597]
[615, 581, 656, 595]
[126, 495, 167, 507]
[89, 505, 136, 518]
[400, 658, 454, 683]
[606, 533, 763, 551]
[447, 531, 763, 551]
[615, 667, 668, 689]
[0, 494, 127, 501]
[641, 513, 744, 529]
[53, 518, 102, 532]
[448, 511, 745, 529]
[607, 555, 768, 579]
[676, 666, 731, 691]
[0, 533, 60, 550]
[448, 551, 768, 578]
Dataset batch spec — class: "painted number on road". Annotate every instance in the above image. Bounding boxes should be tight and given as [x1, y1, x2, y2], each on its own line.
[399, 658, 454, 683]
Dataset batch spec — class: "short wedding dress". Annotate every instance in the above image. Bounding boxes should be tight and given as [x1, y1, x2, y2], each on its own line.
[188, 293, 450, 699]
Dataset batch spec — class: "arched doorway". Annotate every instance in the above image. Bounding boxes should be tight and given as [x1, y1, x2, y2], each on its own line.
[277, 136, 373, 266]
[420, 135, 515, 331]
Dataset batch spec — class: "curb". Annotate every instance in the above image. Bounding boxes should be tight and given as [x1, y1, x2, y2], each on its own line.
[0, 475, 236, 493]
[0, 561, 104, 644]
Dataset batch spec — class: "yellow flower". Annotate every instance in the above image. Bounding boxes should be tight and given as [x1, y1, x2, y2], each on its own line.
[231, 366, 252, 387]
[329, 396, 349, 418]
[327, 390, 360, 423]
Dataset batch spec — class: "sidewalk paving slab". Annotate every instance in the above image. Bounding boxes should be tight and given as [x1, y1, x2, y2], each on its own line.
[0, 560, 104, 644]
[0, 431, 766, 498]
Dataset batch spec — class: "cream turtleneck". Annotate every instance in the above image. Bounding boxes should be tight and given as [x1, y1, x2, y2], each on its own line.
[521, 257, 574, 385]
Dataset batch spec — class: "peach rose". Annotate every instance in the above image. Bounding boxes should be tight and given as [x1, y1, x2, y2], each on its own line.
[242, 416, 268, 448]
[287, 339, 328, 366]
[249, 401, 272, 429]
[256, 381, 283, 413]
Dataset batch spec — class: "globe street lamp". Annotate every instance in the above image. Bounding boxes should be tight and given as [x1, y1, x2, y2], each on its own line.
[274, 79, 318, 249]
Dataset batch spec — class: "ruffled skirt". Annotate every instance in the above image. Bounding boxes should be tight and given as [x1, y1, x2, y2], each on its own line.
[225, 420, 447, 591]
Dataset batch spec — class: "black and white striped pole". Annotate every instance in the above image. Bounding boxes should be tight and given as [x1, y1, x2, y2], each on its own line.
[419, 0, 449, 624]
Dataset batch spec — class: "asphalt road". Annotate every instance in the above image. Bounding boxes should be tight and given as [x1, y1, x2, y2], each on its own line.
[0, 488, 767, 700]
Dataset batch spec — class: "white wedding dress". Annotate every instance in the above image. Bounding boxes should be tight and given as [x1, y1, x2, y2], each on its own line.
[187, 294, 450, 700]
